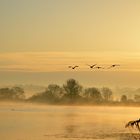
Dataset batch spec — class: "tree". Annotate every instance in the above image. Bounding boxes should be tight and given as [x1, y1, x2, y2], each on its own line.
[134, 94, 140, 102]
[101, 87, 113, 102]
[0, 87, 25, 100]
[84, 87, 102, 102]
[29, 84, 63, 103]
[0, 88, 12, 99]
[63, 79, 82, 100]
[47, 84, 63, 99]
[12, 87, 25, 99]
[121, 95, 127, 102]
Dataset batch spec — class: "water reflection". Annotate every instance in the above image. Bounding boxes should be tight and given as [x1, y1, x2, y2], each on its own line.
[63, 108, 79, 138]
[0, 104, 140, 140]
[65, 125, 77, 134]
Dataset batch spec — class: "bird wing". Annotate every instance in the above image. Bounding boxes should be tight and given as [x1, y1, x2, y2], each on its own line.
[86, 64, 91, 67]
[72, 66, 78, 69]
[75, 66, 79, 68]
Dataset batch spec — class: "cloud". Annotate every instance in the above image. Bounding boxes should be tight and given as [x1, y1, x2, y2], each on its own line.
[0, 52, 139, 72]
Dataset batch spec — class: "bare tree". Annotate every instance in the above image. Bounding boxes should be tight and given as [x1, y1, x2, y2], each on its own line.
[84, 87, 102, 102]
[120, 95, 127, 102]
[101, 87, 113, 102]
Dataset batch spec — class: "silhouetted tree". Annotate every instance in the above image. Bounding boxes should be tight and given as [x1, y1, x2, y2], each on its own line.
[12, 87, 25, 99]
[134, 95, 140, 102]
[0, 87, 25, 100]
[47, 84, 63, 99]
[0, 88, 12, 99]
[121, 95, 127, 102]
[63, 79, 82, 101]
[29, 84, 63, 103]
[101, 87, 113, 102]
[84, 87, 102, 102]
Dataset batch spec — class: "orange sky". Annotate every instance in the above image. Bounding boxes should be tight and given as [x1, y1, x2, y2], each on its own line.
[0, 0, 140, 86]
[0, 52, 140, 72]
[1, 0, 140, 53]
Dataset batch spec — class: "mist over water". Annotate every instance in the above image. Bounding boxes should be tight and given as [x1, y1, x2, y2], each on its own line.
[0, 102, 139, 140]
[1, 0, 140, 139]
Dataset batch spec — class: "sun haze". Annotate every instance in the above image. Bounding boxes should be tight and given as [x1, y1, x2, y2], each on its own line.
[0, 0, 140, 86]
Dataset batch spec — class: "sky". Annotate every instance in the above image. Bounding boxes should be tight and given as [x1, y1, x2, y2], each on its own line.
[0, 0, 140, 87]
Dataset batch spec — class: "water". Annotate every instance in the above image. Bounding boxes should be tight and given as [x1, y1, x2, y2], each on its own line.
[0, 103, 140, 140]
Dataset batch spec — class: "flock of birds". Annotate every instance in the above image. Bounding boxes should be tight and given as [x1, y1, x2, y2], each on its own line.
[68, 64, 120, 70]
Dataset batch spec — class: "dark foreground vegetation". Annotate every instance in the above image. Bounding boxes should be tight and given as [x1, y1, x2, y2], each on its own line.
[0, 79, 140, 106]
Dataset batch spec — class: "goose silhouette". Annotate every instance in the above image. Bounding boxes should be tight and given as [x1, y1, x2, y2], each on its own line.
[108, 64, 120, 69]
[95, 66, 104, 69]
[68, 66, 79, 69]
[87, 64, 97, 69]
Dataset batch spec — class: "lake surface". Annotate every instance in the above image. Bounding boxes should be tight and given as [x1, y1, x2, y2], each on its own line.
[0, 103, 140, 140]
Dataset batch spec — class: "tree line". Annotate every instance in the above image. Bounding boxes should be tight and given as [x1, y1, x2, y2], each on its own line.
[27, 79, 113, 104]
[0, 79, 140, 105]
